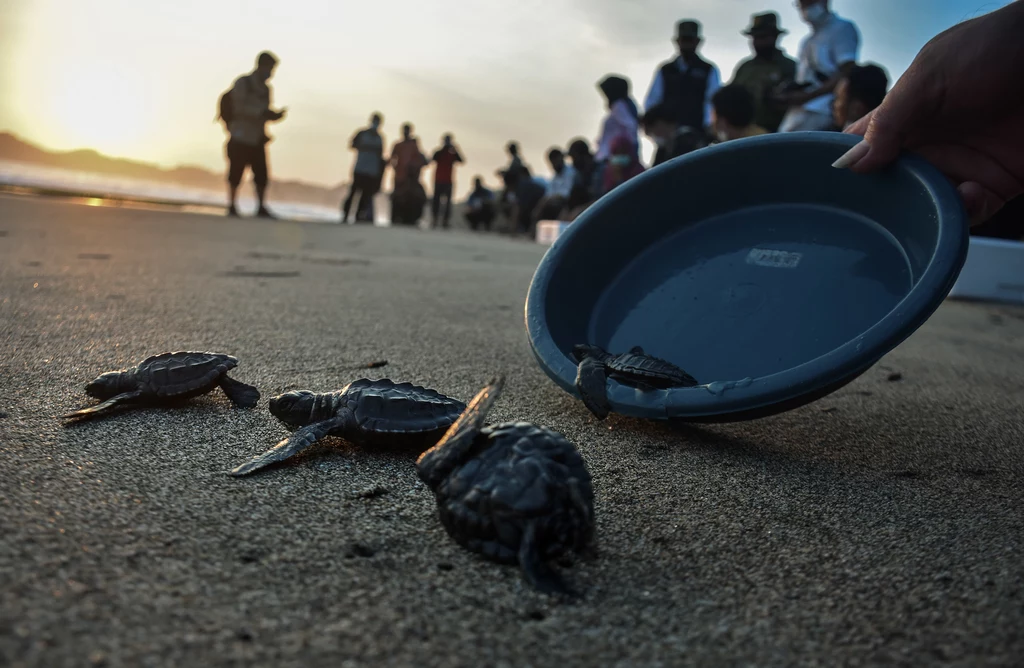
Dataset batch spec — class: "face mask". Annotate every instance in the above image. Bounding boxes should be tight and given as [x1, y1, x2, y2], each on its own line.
[371, 121, 380, 129]
[609, 155, 631, 167]
[800, 4, 828, 25]
[754, 45, 775, 59]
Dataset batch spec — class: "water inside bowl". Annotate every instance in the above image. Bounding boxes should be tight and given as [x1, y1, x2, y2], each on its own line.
[590, 203, 913, 381]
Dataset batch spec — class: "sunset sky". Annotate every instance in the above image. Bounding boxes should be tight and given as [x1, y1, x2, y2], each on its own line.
[0, 0, 1012, 194]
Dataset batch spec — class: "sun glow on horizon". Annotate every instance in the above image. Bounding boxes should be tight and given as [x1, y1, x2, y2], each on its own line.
[47, 61, 151, 154]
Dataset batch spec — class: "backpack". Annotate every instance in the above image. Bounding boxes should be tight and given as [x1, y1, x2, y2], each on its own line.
[217, 89, 233, 126]
[217, 76, 247, 126]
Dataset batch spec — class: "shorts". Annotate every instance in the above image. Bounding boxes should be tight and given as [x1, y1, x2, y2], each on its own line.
[226, 140, 268, 188]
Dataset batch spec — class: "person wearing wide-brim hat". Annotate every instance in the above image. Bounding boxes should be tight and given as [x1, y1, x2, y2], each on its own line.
[729, 12, 797, 133]
[642, 19, 722, 133]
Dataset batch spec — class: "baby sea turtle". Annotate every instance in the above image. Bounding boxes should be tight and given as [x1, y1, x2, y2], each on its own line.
[572, 344, 698, 420]
[229, 378, 466, 476]
[417, 377, 595, 596]
[64, 351, 259, 421]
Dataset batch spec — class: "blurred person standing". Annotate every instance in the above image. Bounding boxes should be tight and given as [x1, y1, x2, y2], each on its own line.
[596, 75, 641, 163]
[644, 20, 721, 133]
[389, 123, 427, 191]
[221, 51, 287, 218]
[774, 0, 860, 132]
[430, 134, 464, 229]
[342, 112, 385, 224]
[730, 12, 797, 133]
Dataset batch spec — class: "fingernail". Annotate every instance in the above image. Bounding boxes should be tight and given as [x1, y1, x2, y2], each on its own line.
[832, 140, 870, 169]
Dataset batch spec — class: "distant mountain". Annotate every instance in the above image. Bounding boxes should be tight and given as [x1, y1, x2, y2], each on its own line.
[0, 132, 346, 207]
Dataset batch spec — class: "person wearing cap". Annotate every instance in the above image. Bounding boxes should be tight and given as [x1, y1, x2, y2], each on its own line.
[643, 20, 722, 133]
[730, 12, 797, 133]
[224, 51, 287, 218]
[774, 0, 860, 133]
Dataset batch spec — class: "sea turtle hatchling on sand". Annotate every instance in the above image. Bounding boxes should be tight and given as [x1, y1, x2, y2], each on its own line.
[572, 344, 699, 420]
[229, 378, 466, 476]
[64, 351, 260, 421]
[416, 377, 595, 596]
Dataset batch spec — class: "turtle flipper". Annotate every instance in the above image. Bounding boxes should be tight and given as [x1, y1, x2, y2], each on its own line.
[229, 417, 344, 476]
[575, 357, 610, 420]
[219, 375, 260, 408]
[416, 376, 505, 488]
[518, 521, 576, 598]
[63, 390, 143, 421]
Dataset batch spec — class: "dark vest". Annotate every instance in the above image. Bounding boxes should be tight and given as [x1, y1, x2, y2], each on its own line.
[659, 55, 712, 128]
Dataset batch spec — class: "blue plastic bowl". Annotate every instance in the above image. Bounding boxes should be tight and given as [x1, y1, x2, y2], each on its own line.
[525, 131, 969, 421]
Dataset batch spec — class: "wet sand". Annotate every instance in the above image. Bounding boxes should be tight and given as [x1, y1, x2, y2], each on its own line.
[0, 194, 1021, 667]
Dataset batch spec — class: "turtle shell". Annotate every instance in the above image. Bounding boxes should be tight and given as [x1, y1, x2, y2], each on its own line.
[135, 351, 238, 398]
[340, 378, 466, 446]
[433, 421, 595, 564]
[606, 351, 697, 387]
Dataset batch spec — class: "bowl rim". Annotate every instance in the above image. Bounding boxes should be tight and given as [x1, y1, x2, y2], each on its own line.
[524, 131, 970, 421]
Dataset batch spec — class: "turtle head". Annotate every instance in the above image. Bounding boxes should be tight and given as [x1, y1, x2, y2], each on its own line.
[269, 390, 317, 426]
[85, 371, 132, 399]
[572, 344, 606, 364]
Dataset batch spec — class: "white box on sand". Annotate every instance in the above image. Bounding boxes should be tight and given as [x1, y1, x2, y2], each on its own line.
[536, 220, 570, 246]
[948, 236, 1024, 304]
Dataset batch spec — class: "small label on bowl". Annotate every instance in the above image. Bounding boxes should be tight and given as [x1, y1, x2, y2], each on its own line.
[746, 248, 802, 269]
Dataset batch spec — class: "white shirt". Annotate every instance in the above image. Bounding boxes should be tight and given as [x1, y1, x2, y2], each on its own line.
[547, 164, 577, 199]
[795, 12, 860, 116]
[644, 57, 722, 128]
[595, 100, 639, 162]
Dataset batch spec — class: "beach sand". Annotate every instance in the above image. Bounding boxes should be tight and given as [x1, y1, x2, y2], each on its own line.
[0, 194, 1021, 667]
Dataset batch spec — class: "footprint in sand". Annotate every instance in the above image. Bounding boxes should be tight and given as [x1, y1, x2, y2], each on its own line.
[220, 267, 300, 278]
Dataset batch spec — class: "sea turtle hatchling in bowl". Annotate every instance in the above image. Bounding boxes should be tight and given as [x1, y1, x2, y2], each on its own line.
[573, 344, 698, 420]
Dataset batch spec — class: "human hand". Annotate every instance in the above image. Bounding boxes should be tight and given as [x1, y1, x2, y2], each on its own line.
[836, 2, 1024, 225]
